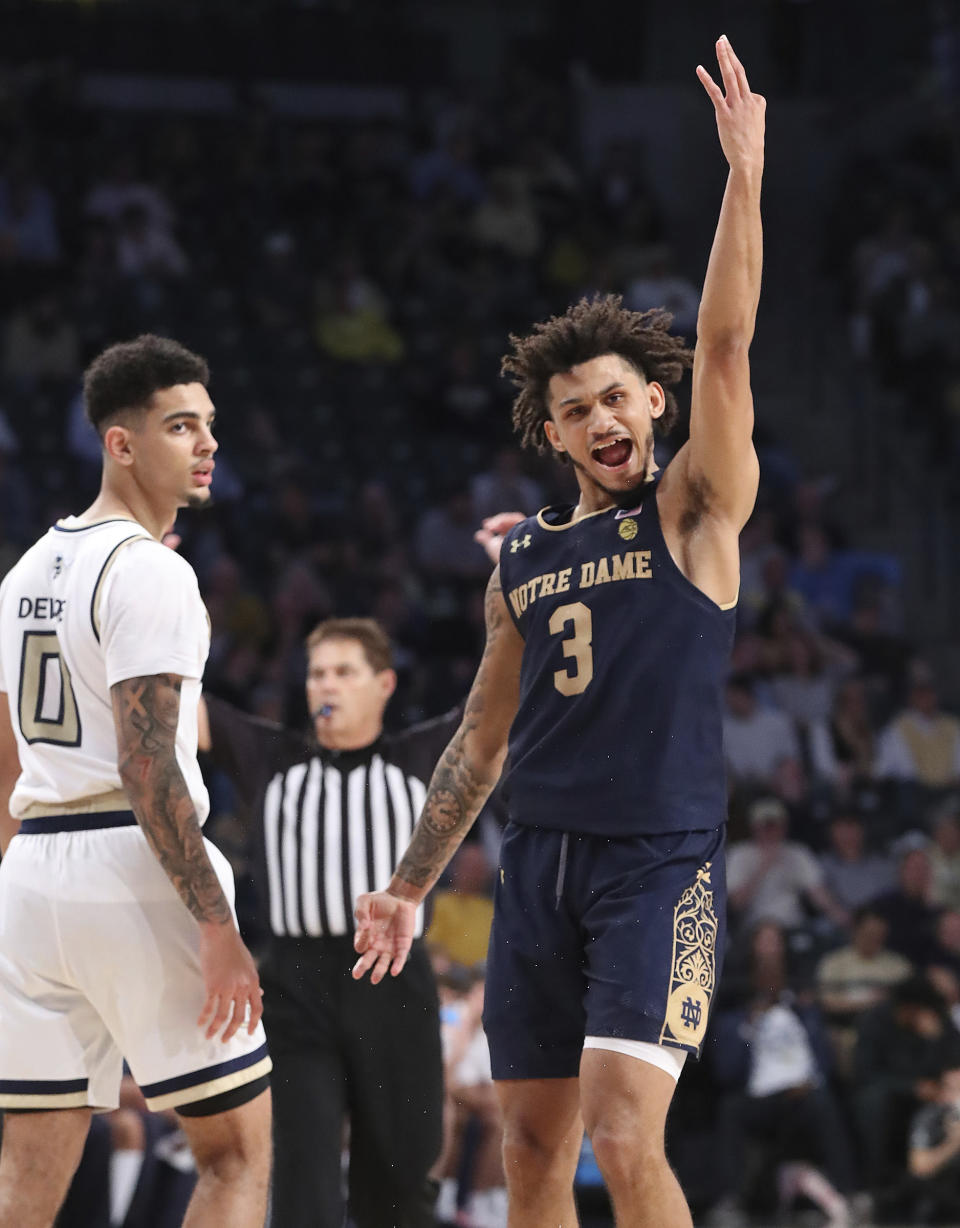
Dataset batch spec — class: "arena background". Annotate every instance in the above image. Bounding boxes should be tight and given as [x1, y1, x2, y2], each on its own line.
[1, 0, 959, 1225]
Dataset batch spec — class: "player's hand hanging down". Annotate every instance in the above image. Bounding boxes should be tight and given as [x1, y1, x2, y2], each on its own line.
[353, 891, 418, 983]
[197, 921, 264, 1042]
[696, 35, 765, 175]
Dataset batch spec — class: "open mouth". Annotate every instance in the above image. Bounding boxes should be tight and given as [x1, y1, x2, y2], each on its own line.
[191, 465, 214, 486]
[591, 438, 633, 469]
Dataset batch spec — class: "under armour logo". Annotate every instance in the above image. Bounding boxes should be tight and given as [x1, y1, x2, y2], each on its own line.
[510, 534, 531, 553]
[679, 996, 702, 1030]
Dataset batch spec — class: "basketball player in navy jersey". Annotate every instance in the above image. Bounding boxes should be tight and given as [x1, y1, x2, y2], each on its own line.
[354, 36, 764, 1227]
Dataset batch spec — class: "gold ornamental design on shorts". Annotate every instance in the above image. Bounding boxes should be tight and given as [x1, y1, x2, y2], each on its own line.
[659, 862, 717, 1051]
[617, 517, 638, 541]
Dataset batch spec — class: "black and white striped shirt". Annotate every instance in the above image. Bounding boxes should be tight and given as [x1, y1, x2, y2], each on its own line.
[205, 696, 459, 939]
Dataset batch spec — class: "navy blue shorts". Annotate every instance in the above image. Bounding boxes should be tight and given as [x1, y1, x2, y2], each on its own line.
[482, 823, 726, 1081]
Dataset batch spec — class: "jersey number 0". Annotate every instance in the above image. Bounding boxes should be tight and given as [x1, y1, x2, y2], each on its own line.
[548, 601, 594, 696]
[17, 631, 82, 746]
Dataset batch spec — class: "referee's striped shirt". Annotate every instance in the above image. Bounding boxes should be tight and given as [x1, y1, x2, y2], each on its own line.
[204, 695, 459, 939]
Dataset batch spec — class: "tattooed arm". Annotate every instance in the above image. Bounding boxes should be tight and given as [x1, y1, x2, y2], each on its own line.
[111, 674, 263, 1040]
[353, 567, 523, 983]
[393, 566, 522, 895]
[112, 674, 230, 923]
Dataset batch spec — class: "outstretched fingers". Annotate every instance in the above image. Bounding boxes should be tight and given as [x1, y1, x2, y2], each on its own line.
[723, 37, 751, 96]
[716, 35, 742, 100]
[696, 63, 724, 108]
[698, 35, 753, 105]
[352, 940, 403, 983]
[352, 946, 380, 980]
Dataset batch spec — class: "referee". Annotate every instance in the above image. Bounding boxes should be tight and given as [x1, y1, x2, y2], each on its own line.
[198, 617, 470, 1227]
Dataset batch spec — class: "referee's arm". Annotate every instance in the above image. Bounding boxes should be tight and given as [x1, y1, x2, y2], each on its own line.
[199, 692, 297, 818]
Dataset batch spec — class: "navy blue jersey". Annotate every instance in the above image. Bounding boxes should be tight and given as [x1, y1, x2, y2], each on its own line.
[498, 475, 735, 836]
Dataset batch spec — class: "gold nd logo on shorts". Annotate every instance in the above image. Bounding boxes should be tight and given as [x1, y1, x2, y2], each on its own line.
[659, 863, 718, 1051]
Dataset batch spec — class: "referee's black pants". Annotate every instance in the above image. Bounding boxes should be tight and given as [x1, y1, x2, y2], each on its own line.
[261, 936, 443, 1228]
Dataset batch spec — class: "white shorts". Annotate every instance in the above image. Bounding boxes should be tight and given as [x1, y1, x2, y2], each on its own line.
[0, 821, 270, 1112]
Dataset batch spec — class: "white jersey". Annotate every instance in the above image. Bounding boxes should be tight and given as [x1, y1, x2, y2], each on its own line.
[0, 517, 210, 823]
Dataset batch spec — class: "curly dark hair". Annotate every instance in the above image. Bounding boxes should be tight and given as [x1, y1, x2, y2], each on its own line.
[84, 334, 209, 434]
[502, 295, 694, 455]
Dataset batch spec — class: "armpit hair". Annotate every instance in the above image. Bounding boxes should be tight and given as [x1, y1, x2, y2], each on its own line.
[679, 471, 715, 536]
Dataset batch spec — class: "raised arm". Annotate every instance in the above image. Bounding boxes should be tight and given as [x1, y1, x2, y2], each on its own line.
[111, 673, 262, 1040]
[683, 36, 765, 530]
[353, 566, 523, 982]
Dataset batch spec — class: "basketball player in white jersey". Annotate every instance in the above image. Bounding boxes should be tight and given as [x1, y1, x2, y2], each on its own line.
[0, 335, 271, 1227]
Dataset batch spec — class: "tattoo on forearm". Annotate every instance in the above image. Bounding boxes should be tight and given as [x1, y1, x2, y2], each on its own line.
[396, 569, 507, 890]
[112, 674, 231, 925]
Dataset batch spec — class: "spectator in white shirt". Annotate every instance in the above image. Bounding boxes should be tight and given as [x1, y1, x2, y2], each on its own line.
[768, 630, 840, 732]
[723, 673, 803, 789]
[727, 797, 850, 934]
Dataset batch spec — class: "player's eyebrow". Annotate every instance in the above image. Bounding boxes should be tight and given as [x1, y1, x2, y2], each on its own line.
[558, 381, 622, 408]
[162, 410, 215, 424]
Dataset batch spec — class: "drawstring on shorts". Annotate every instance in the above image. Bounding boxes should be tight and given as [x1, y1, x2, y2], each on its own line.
[555, 833, 569, 908]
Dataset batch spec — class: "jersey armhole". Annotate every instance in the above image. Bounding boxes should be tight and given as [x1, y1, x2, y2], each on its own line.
[90, 534, 154, 643]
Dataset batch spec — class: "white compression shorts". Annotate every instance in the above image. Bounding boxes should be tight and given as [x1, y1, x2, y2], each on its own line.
[583, 1036, 688, 1081]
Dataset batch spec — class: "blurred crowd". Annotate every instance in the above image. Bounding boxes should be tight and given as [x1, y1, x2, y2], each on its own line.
[1, 6, 960, 1223]
[827, 26, 960, 481]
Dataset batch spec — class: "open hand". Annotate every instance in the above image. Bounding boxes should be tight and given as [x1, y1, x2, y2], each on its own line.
[352, 889, 418, 984]
[696, 36, 765, 175]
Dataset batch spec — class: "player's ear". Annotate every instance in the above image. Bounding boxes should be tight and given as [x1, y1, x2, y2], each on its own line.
[543, 419, 565, 454]
[102, 424, 135, 467]
[648, 382, 666, 420]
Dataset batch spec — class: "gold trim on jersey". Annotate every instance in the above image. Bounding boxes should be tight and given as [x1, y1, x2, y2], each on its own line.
[90, 534, 153, 642]
[535, 474, 658, 532]
[20, 788, 130, 820]
[144, 1055, 273, 1113]
[535, 505, 613, 532]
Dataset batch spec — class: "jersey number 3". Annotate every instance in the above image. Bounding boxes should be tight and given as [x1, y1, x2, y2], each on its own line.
[17, 631, 81, 746]
[548, 601, 594, 697]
